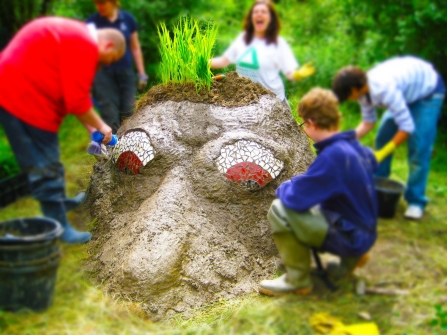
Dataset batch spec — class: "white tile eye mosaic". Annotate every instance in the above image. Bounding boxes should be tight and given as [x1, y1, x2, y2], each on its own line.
[216, 140, 284, 189]
[112, 130, 155, 174]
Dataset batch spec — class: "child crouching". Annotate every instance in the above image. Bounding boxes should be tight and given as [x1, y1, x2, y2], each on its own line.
[259, 87, 378, 296]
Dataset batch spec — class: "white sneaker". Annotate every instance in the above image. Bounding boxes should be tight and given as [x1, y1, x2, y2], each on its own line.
[404, 205, 423, 220]
[258, 274, 312, 296]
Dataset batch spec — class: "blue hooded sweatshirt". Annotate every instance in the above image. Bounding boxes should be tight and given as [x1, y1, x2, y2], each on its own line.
[275, 130, 378, 257]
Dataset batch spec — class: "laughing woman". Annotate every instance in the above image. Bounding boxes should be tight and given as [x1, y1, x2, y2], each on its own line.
[210, 0, 314, 103]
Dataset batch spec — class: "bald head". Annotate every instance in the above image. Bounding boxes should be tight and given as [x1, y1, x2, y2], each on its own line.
[96, 28, 125, 65]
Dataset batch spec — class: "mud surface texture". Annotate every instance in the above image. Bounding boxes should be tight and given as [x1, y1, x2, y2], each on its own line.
[136, 71, 273, 110]
[85, 73, 315, 320]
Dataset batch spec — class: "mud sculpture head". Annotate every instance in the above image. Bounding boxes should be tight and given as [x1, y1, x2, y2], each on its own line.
[86, 77, 314, 320]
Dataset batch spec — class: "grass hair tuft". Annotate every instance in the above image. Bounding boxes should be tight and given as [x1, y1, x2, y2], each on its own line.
[157, 16, 218, 91]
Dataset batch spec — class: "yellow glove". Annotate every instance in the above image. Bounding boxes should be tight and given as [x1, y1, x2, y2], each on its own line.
[309, 313, 345, 334]
[309, 313, 381, 335]
[292, 62, 316, 81]
[343, 323, 380, 335]
[373, 141, 396, 163]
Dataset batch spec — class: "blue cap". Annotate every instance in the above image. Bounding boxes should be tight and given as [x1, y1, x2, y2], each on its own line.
[91, 131, 118, 146]
[108, 135, 118, 146]
[91, 131, 104, 143]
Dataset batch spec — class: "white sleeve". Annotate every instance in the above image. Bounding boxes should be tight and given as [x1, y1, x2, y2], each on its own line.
[367, 71, 415, 133]
[223, 33, 244, 64]
[278, 37, 298, 75]
[360, 104, 377, 123]
[380, 87, 415, 133]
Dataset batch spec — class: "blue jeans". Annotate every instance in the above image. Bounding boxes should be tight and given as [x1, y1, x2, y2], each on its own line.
[0, 107, 66, 203]
[375, 94, 444, 208]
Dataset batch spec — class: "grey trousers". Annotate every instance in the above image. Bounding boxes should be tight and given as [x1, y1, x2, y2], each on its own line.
[268, 199, 328, 248]
[92, 67, 136, 133]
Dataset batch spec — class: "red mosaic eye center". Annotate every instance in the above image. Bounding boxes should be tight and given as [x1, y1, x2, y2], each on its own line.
[117, 151, 143, 175]
[225, 162, 273, 188]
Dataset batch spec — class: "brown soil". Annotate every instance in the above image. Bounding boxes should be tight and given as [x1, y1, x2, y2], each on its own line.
[135, 71, 273, 110]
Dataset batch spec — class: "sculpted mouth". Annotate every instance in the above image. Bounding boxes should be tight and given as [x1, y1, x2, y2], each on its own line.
[216, 140, 284, 190]
[112, 130, 155, 175]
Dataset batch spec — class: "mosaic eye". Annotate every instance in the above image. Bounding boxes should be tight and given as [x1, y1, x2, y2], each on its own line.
[215, 140, 284, 190]
[112, 130, 155, 175]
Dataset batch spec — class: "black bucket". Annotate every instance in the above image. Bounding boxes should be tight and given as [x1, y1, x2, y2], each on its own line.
[0, 217, 63, 312]
[374, 177, 405, 219]
[0, 172, 30, 209]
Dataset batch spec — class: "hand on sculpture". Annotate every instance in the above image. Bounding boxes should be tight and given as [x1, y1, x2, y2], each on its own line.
[138, 73, 149, 91]
[373, 141, 396, 163]
[292, 62, 316, 81]
[97, 124, 113, 144]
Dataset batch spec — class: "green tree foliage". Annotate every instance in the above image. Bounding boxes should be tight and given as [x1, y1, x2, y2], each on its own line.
[341, 0, 447, 76]
[0, 0, 54, 49]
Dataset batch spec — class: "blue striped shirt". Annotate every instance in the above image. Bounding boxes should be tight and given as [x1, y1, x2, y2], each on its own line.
[359, 56, 439, 133]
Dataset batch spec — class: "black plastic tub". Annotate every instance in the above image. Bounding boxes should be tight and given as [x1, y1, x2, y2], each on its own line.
[0, 217, 63, 312]
[374, 177, 405, 219]
[0, 172, 30, 209]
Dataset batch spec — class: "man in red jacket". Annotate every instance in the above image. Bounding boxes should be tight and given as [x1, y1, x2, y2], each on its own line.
[0, 17, 125, 244]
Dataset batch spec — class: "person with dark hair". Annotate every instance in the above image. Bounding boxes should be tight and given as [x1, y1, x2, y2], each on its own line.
[331, 66, 367, 103]
[87, 0, 147, 133]
[0, 17, 125, 244]
[210, 0, 314, 102]
[259, 88, 378, 296]
[332, 56, 445, 220]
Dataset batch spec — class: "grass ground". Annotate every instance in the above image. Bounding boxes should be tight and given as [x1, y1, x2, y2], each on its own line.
[0, 108, 446, 334]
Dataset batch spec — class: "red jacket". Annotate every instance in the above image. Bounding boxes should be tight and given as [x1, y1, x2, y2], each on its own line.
[0, 17, 98, 132]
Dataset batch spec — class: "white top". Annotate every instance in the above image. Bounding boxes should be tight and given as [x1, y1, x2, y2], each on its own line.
[224, 33, 298, 100]
[359, 56, 438, 134]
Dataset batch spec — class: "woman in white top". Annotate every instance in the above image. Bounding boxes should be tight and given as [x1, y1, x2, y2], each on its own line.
[210, 0, 314, 101]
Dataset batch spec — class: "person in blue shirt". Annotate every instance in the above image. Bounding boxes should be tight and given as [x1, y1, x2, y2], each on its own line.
[87, 0, 148, 133]
[259, 88, 378, 296]
[332, 56, 445, 220]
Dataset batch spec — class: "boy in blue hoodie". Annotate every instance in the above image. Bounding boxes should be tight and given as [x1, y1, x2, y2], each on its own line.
[259, 87, 378, 296]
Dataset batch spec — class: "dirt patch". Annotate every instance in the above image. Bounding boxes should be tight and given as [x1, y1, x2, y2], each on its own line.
[135, 71, 273, 110]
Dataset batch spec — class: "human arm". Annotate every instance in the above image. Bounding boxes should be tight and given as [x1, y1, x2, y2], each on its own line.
[209, 56, 231, 69]
[82, 122, 96, 135]
[276, 154, 339, 212]
[286, 62, 316, 81]
[130, 31, 148, 90]
[273, 37, 314, 81]
[355, 98, 395, 162]
[370, 87, 413, 162]
[373, 130, 409, 162]
[355, 121, 376, 139]
[76, 107, 112, 144]
[355, 121, 407, 163]
[356, 121, 409, 163]
[210, 33, 243, 69]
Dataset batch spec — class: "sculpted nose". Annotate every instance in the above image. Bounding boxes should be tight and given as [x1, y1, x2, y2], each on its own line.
[98, 166, 195, 292]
